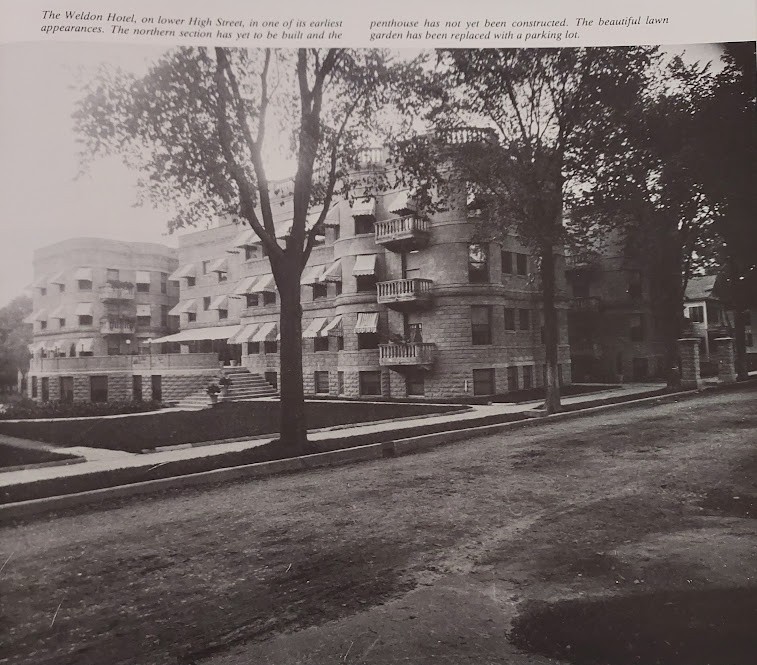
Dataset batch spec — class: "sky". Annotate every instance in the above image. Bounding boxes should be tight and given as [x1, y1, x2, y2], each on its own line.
[0, 41, 724, 308]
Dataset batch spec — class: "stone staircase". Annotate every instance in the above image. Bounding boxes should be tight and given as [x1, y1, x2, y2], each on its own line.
[175, 368, 278, 410]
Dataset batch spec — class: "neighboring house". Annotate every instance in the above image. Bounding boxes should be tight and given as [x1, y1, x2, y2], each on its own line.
[683, 275, 732, 362]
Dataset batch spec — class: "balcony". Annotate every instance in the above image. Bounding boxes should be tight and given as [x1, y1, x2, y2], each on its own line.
[379, 342, 437, 368]
[436, 126, 498, 146]
[101, 318, 135, 335]
[377, 278, 433, 311]
[100, 284, 135, 301]
[375, 215, 430, 252]
[570, 296, 602, 312]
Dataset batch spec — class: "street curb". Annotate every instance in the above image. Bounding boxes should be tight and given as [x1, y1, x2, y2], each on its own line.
[1, 383, 753, 522]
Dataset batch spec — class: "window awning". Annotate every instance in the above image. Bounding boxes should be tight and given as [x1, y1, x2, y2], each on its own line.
[250, 274, 276, 293]
[251, 321, 278, 342]
[320, 259, 342, 283]
[300, 265, 325, 286]
[42, 340, 58, 352]
[23, 309, 47, 324]
[75, 302, 94, 316]
[168, 299, 197, 316]
[135, 271, 151, 284]
[150, 324, 241, 344]
[209, 295, 228, 310]
[48, 271, 66, 285]
[321, 315, 343, 337]
[27, 342, 43, 354]
[32, 274, 49, 288]
[350, 196, 377, 217]
[232, 228, 257, 248]
[55, 339, 73, 352]
[75, 267, 93, 281]
[355, 312, 379, 334]
[77, 338, 94, 353]
[48, 306, 66, 319]
[209, 257, 228, 273]
[385, 190, 416, 215]
[352, 254, 377, 277]
[233, 276, 259, 295]
[229, 323, 260, 344]
[168, 264, 196, 281]
[136, 304, 152, 317]
[302, 317, 329, 338]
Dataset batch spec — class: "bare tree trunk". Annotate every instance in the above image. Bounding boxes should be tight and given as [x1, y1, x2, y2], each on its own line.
[728, 257, 749, 381]
[541, 244, 561, 414]
[276, 265, 308, 451]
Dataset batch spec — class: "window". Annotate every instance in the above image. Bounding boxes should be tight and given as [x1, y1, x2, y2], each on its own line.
[40, 320, 47, 330]
[187, 312, 197, 323]
[160, 273, 167, 294]
[244, 246, 256, 261]
[137, 282, 150, 293]
[519, 309, 531, 331]
[41, 377, 49, 402]
[90, 376, 108, 403]
[356, 275, 377, 292]
[333, 226, 341, 242]
[471, 306, 492, 345]
[688, 306, 704, 323]
[218, 271, 228, 283]
[161, 305, 169, 327]
[264, 340, 278, 354]
[151, 375, 162, 402]
[314, 336, 329, 352]
[137, 315, 151, 327]
[132, 375, 143, 402]
[355, 216, 375, 235]
[335, 281, 343, 296]
[472, 369, 495, 396]
[628, 273, 642, 300]
[58, 318, 66, 329]
[247, 341, 260, 355]
[707, 304, 720, 323]
[522, 366, 533, 390]
[107, 340, 121, 356]
[504, 308, 516, 331]
[406, 323, 423, 343]
[40, 287, 47, 297]
[337, 371, 344, 394]
[359, 370, 382, 396]
[507, 366, 519, 392]
[357, 332, 379, 350]
[202, 260, 210, 274]
[264, 371, 277, 390]
[630, 314, 645, 341]
[78, 280, 92, 291]
[31, 376, 38, 398]
[106, 268, 120, 282]
[203, 297, 211, 311]
[186, 276, 196, 287]
[218, 308, 228, 320]
[746, 333, 754, 347]
[501, 250, 513, 274]
[516, 253, 528, 276]
[78, 315, 93, 327]
[246, 293, 259, 308]
[312, 283, 328, 300]
[262, 292, 276, 306]
[60, 377, 74, 403]
[744, 311, 752, 325]
[59, 284, 65, 293]
[468, 244, 489, 283]
[572, 278, 590, 298]
[406, 369, 425, 396]
[314, 371, 330, 394]
[337, 336, 344, 351]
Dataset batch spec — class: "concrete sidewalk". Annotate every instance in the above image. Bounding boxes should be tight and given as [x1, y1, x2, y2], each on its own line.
[0, 383, 666, 492]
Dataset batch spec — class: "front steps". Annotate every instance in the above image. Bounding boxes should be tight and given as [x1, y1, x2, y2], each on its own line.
[175, 368, 278, 410]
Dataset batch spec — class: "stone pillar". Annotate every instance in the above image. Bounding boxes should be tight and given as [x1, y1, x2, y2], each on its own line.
[678, 338, 703, 389]
[714, 337, 737, 384]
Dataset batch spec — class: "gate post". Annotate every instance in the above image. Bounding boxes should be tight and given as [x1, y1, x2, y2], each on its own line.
[677, 338, 703, 390]
[714, 337, 737, 384]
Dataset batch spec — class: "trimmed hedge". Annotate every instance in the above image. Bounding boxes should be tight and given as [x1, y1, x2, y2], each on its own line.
[0, 399, 163, 421]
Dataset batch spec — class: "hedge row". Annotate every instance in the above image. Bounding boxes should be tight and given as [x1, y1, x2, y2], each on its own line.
[0, 399, 163, 421]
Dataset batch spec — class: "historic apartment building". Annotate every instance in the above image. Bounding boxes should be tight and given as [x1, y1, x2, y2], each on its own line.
[148, 144, 572, 400]
[25, 238, 180, 402]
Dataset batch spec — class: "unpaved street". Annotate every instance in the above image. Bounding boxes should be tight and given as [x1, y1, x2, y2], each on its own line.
[2, 387, 756, 665]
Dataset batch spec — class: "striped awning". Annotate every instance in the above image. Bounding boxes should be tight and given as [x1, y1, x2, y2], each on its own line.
[321, 315, 343, 337]
[135, 271, 151, 284]
[354, 312, 379, 334]
[350, 196, 377, 217]
[75, 302, 94, 316]
[168, 263, 196, 281]
[136, 304, 152, 317]
[209, 257, 228, 273]
[300, 265, 325, 286]
[27, 342, 43, 354]
[232, 228, 257, 248]
[74, 267, 93, 281]
[302, 317, 329, 338]
[233, 276, 259, 295]
[48, 271, 66, 285]
[250, 274, 276, 293]
[168, 299, 197, 316]
[48, 306, 66, 320]
[385, 190, 416, 215]
[32, 274, 49, 288]
[150, 325, 241, 344]
[352, 254, 377, 277]
[320, 259, 342, 283]
[77, 338, 95, 353]
[251, 321, 278, 342]
[209, 295, 228, 310]
[229, 323, 260, 344]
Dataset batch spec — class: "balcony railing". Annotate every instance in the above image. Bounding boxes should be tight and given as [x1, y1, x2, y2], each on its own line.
[374, 215, 430, 251]
[377, 278, 433, 310]
[570, 296, 602, 312]
[100, 284, 135, 301]
[357, 146, 389, 168]
[436, 127, 498, 145]
[101, 319, 135, 334]
[29, 352, 220, 373]
[379, 342, 437, 367]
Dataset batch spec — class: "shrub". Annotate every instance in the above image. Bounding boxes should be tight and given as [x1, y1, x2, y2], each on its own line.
[0, 399, 163, 420]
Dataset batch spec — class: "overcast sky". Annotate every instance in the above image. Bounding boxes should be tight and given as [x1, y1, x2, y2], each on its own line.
[0, 42, 723, 308]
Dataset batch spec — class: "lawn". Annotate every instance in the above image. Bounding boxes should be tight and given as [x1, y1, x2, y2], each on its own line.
[0, 442, 79, 469]
[0, 401, 466, 453]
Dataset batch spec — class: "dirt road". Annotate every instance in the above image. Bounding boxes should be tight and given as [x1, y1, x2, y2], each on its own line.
[2, 387, 755, 665]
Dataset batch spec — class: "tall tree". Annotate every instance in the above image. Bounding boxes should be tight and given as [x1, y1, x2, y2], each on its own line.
[0, 295, 32, 390]
[411, 48, 655, 411]
[74, 48, 412, 450]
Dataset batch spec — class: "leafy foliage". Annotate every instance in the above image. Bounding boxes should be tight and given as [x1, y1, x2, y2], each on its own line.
[0, 295, 32, 387]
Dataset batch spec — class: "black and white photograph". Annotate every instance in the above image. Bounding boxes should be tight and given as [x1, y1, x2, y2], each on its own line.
[0, 38, 755, 665]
